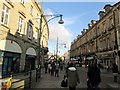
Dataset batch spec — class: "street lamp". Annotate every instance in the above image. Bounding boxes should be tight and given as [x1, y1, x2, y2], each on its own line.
[37, 14, 64, 79]
[56, 37, 66, 61]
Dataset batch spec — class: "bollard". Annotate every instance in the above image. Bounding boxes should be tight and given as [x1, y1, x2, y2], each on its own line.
[38, 67, 41, 78]
[29, 70, 32, 88]
[36, 68, 38, 82]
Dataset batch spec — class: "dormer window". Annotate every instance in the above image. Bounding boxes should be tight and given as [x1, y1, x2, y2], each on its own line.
[98, 11, 105, 19]
[21, 0, 25, 5]
[104, 4, 112, 13]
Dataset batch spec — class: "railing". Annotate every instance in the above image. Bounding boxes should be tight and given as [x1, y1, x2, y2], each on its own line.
[11, 68, 41, 90]
[11, 71, 32, 90]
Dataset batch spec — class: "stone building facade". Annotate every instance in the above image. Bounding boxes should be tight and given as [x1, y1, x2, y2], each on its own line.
[0, 0, 49, 77]
[70, 2, 120, 71]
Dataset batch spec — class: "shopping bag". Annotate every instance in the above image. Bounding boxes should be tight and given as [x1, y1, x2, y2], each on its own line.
[87, 79, 92, 89]
[61, 79, 67, 87]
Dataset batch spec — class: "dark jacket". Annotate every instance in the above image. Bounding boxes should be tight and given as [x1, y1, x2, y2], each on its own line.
[66, 67, 79, 87]
[65, 63, 79, 87]
[112, 64, 118, 73]
[87, 65, 101, 86]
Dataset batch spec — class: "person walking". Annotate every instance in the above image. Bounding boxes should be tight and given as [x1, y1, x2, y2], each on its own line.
[87, 60, 101, 90]
[55, 62, 59, 77]
[60, 61, 64, 71]
[48, 62, 52, 73]
[51, 60, 55, 76]
[44, 61, 48, 73]
[65, 61, 80, 90]
[112, 63, 118, 82]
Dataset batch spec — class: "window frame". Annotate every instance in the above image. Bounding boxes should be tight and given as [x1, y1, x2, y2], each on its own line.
[109, 16, 114, 27]
[1, 4, 10, 26]
[18, 17, 24, 33]
[36, 13, 39, 22]
[30, 5, 33, 15]
[27, 22, 33, 39]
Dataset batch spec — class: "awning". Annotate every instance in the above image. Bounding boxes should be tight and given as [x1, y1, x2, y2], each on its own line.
[26, 48, 36, 56]
[0, 40, 22, 53]
[96, 50, 115, 56]
[96, 51, 115, 60]
[86, 57, 94, 60]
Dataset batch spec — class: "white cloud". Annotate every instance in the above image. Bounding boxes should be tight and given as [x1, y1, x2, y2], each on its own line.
[43, 8, 90, 55]
[44, 8, 73, 54]
[48, 23, 72, 55]
[44, 8, 54, 17]
[64, 12, 90, 26]
[49, 24, 72, 48]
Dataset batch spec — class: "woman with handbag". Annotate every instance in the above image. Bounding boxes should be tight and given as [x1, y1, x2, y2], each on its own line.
[65, 61, 80, 90]
[61, 75, 68, 87]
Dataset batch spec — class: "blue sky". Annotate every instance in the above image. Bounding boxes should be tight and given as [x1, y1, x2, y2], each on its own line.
[39, 1, 116, 55]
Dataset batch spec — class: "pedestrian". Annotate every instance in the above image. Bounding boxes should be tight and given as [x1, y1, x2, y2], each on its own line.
[65, 61, 80, 90]
[60, 61, 64, 71]
[51, 60, 55, 76]
[87, 62, 92, 89]
[87, 60, 101, 90]
[55, 62, 59, 77]
[44, 61, 48, 73]
[112, 63, 118, 82]
[48, 62, 52, 73]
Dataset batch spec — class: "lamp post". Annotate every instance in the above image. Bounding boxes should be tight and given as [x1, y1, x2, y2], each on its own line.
[56, 37, 66, 61]
[37, 14, 64, 79]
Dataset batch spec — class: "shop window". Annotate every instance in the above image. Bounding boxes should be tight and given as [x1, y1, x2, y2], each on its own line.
[2, 52, 20, 77]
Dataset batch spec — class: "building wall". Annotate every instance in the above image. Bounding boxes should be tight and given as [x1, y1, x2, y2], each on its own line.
[70, 2, 120, 70]
[0, 0, 49, 75]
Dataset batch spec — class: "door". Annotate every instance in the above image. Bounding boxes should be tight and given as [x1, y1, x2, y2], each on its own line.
[2, 57, 12, 76]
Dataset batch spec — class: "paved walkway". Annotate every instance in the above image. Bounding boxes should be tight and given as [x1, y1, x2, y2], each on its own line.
[33, 68, 87, 89]
[12, 67, 119, 89]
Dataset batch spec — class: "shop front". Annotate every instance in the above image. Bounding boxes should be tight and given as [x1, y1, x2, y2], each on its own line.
[0, 40, 22, 89]
[25, 48, 36, 71]
[96, 51, 115, 67]
[0, 40, 22, 77]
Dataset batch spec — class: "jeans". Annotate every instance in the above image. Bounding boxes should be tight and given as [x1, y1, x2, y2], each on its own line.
[93, 84, 100, 90]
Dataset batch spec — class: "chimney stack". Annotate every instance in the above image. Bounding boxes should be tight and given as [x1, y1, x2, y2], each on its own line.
[104, 4, 112, 13]
[91, 20, 96, 25]
[98, 11, 105, 19]
[88, 23, 92, 29]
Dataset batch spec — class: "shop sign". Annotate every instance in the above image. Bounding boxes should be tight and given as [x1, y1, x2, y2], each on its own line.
[86, 57, 94, 60]
[1, 76, 12, 89]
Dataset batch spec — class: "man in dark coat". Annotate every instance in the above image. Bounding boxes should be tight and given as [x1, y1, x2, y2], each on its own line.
[44, 61, 48, 73]
[112, 63, 118, 82]
[87, 61, 101, 90]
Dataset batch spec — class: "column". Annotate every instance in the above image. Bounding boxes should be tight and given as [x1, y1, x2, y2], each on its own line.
[20, 43, 26, 72]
